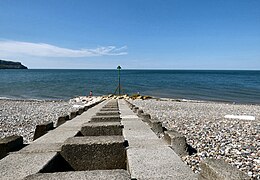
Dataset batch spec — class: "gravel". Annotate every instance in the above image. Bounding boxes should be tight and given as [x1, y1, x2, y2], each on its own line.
[0, 99, 79, 143]
[131, 99, 260, 179]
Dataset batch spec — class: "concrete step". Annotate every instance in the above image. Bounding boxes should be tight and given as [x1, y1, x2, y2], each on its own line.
[60, 136, 127, 171]
[100, 108, 119, 111]
[80, 122, 123, 136]
[91, 115, 121, 122]
[96, 111, 120, 116]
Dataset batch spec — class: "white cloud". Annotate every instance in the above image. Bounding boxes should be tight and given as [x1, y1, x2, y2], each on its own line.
[0, 40, 127, 58]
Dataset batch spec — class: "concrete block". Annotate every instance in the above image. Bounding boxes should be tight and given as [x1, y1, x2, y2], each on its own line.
[100, 108, 119, 111]
[103, 105, 118, 108]
[199, 158, 250, 180]
[0, 152, 57, 180]
[84, 106, 89, 111]
[163, 130, 188, 156]
[17, 143, 62, 153]
[23, 170, 131, 180]
[96, 111, 120, 116]
[33, 129, 79, 144]
[133, 107, 139, 113]
[69, 111, 77, 119]
[60, 136, 127, 170]
[140, 113, 151, 123]
[33, 121, 54, 140]
[80, 122, 123, 136]
[127, 147, 197, 180]
[77, 108, 84, 115]
[91, 115, 121, 122]
[56, 115, 69, 127]
[130, 105, 135, 110]
[0, 135, 23, 159]
[149, 119, 164, 135]
[137, 109, 144, 115]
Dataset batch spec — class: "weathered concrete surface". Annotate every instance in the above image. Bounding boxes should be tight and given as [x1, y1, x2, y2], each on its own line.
[127, 147, 198, 180]
[0, 152, 57, 180]
[16, 143, 62, 153]
[0, 135, 23, 159]
[23, 170, 130, 180]
[164, 130, 188, 156]
[77, 108, 84, 115]
[33, 121, 54, 140]
[137, 109, 144, 115]
[119, 100, 197, 180]
[139, 113, 151, 122]
[149, 119, 164, 135]
[96, 111, 120, 116]
[91, 115, 121, 122]
[56, 115, 70, 127]
[81, 122, 123, 136]
[61, 136, 127, 171]
[33, 128, 79, 144]
[199, 158, 250, 180]
[100, 108, 119, 111]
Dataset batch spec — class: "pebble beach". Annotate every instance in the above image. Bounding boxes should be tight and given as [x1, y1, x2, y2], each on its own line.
[0, 96, 101, 143]
[0, 97, 259, 179]
[131, 99, 260, 179]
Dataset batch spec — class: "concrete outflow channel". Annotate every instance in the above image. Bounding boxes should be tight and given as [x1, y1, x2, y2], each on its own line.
[0, 99, 197, 180]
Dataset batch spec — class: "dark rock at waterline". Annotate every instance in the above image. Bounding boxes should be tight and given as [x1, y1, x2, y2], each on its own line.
[0, 59, 28, 69]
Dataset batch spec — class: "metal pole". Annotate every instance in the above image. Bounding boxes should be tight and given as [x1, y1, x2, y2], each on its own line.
[117, 66, 121, 95]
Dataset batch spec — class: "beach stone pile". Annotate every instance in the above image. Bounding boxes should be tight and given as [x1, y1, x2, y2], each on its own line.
[131, 99, 260, 179]
[0, 99, 79, 143]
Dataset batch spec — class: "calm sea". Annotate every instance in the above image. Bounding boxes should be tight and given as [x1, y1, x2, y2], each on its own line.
[0, 69, 260, 104]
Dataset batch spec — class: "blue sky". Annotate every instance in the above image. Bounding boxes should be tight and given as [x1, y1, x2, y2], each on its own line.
[0, 0, 259, 69]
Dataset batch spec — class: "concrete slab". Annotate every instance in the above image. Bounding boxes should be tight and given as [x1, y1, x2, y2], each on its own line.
[127, 147, 197, 180]
[81, 122, 123, 136]
[126, 139, 167, 148]
[23, 170, 131, 180]
[33, 129, 79, 144]
[61, 136, 127, 171]
[91, 115, 121, 122]
[100, 108, 119, 111]
[0, 152, 57, 180]
[96, 111, 120, 116]
[15, 143, 62, 153]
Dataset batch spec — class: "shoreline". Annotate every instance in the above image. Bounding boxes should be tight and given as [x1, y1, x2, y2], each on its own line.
[1, 94, 260, 106]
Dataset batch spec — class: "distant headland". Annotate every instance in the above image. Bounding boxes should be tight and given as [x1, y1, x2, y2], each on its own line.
[0, 59, 28, 69]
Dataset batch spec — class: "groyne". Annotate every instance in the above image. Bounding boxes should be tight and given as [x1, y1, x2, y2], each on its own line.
[0, 98, 250, 179]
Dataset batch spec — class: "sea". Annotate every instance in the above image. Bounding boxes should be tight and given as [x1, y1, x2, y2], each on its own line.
[0, 69, 260, 104]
